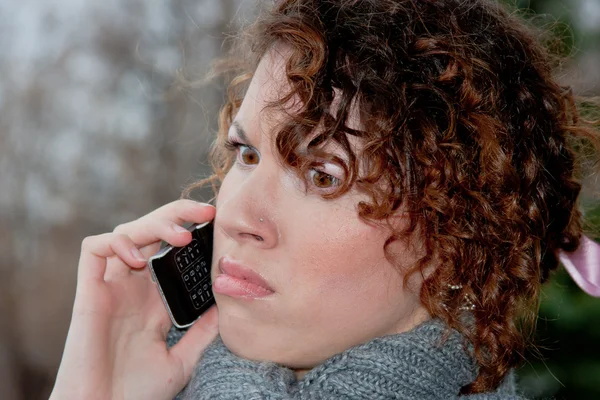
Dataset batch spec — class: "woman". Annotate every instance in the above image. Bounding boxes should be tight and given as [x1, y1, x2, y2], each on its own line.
[50, 0, 600, 398]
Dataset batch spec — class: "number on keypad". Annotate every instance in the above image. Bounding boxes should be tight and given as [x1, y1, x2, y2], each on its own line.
[174, 239, 213, 310]
[175, 239, 202, 272]
[180, 256, 210, 291]
[190, 280, 213, 309]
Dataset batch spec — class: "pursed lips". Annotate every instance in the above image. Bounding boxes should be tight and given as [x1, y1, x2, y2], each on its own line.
[217, 256, 275, 293]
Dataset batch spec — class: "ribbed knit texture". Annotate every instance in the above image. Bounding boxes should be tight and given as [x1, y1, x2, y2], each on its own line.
[167, 318, 526, 399]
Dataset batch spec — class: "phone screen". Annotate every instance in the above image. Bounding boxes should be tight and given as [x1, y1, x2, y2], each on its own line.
[148, 222, 215, 328]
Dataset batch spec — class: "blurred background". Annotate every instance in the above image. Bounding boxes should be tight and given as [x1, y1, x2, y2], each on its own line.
[0, 0, 598, 399]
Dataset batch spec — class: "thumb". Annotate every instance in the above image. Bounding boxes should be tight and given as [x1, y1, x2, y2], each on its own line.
[169, 305, 219, 383]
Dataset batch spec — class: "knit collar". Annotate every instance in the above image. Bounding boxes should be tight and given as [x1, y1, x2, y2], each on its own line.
[175, 318, 521, 399]
[290, 319, 477, 398]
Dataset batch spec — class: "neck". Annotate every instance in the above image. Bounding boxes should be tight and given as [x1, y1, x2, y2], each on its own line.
[292, 306, 431, 381]
[293, 368, 309, 380]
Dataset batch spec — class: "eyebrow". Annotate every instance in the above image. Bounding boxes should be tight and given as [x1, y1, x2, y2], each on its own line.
[231, 121, 249, 143]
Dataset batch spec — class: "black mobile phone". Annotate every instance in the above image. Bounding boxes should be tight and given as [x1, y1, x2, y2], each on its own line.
[148, 222, 215, 328]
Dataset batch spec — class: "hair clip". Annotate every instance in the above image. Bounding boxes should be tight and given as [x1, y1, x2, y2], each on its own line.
[442, 283, 476, 311]
[459, 294, 476, 311]
[558, 235, 600, 297]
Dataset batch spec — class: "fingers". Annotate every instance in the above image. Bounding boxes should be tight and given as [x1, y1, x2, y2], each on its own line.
[79, 233, 147, 283]
[169, 306, 219, 383]
[79, 200, 215, 283]
[114, 200, 216, 248]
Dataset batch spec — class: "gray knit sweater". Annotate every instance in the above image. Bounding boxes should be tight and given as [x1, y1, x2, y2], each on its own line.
[166, 318, 526, 399]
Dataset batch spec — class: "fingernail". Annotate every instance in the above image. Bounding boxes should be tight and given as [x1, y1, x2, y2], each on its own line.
[131, 247, 146, 262]
[173, 224, 189, 233]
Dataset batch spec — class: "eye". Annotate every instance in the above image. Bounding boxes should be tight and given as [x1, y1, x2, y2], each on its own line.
[308, 168, 340, 189]
[224, 139, 260, 166]
[239, 146, 259, 165]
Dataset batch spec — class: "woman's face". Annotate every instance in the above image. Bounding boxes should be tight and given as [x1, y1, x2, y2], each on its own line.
[212, 44, 429, 372]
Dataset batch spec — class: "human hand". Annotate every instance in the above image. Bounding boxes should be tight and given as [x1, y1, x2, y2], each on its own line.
[50, 200, 219, 400]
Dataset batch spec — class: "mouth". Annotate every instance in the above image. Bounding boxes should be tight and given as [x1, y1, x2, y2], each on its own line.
[213, 256, 275, 299]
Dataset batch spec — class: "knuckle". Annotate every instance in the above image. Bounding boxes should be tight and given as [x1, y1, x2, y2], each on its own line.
[113, 222, 131, 234]
[81, 234, 101, 251]
[114, 233, 132, 245]
[80, 236, 93, 250]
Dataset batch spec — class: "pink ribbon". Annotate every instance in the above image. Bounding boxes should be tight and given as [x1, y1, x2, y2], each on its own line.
[558, 235, 600, 297]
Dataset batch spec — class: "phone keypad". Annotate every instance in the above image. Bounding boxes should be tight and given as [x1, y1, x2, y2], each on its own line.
[190, 281, 212, 309]
[175, 239, 202, 272]
[175, 237, 213, 310]
[182, 259, 210, 291]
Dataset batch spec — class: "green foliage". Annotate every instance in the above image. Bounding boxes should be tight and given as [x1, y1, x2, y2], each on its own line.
[484, 3, 600, 398]
[517, 204, 600, 399]
[500, 0, 578, 58]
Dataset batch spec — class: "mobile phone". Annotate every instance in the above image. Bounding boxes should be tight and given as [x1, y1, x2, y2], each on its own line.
[148, 222, 215, 328]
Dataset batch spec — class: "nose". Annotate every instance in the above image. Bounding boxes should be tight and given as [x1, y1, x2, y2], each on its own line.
[215, 164, 280, 249]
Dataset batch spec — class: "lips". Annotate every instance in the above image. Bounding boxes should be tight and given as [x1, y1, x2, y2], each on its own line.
[213, 256, 275, 298]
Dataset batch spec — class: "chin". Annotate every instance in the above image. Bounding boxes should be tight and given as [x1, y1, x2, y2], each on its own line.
[217, 314, 318, 369]
[218, 314, 279, 362]
[214, 298, 274, 361]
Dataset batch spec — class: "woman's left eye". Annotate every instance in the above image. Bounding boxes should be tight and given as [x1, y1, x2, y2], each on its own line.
[308, 168, 340, 189]
[239, 146, 259, 165]
[224, 139, 260, 166]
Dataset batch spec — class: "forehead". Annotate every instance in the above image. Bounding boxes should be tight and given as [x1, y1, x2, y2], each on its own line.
[235, 45, 296, 132]
[236, 43, 362, 137]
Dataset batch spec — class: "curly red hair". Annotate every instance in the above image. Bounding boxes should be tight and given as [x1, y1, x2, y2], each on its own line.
[186, 0, 600, 393]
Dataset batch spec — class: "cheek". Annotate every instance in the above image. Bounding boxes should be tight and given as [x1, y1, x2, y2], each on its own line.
[215, 169, 237, 208]
[295, 220, 390, 295]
